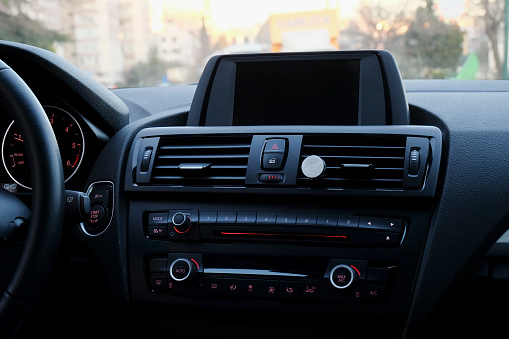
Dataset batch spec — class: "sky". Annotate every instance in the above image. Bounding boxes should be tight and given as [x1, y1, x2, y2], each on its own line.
[150, 0, 359, 35]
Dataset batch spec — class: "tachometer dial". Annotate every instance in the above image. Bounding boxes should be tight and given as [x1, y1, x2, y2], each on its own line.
[1, 106, 85, 189]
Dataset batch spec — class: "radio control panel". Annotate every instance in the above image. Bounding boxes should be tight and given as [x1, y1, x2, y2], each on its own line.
[144, 209, 405, 246]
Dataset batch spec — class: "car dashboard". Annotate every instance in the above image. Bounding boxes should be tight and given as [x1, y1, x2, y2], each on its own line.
[1, 41, 509, 339]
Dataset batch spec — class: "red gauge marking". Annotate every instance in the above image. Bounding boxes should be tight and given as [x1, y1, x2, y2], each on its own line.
[350, 265, 361, 277]
[190, 259, 200, 270]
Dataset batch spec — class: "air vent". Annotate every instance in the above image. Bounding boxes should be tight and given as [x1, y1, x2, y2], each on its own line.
[298, 135, 407, 190]
[151, 135, 252, 187]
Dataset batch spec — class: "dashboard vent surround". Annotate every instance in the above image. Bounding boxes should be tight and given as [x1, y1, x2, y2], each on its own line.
[298, 135, 407, 190]
[151, 135, 252, 187]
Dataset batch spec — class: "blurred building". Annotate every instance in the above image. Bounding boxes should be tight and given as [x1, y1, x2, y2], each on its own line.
[118, 0, 153, 70]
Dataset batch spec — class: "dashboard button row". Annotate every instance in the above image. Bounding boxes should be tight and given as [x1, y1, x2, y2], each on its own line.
[197, 212, 403, 232]
[204, 277, 321, 301]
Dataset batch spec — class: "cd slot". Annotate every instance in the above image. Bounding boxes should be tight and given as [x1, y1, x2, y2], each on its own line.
[215, 230, 350, 242]
[200, 225, 397, 245]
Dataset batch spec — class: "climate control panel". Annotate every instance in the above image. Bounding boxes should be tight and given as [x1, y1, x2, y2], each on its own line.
[146, 254, 394, 304]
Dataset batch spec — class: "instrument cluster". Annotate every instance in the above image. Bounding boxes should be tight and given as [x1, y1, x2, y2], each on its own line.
[0, 104, 99, 193]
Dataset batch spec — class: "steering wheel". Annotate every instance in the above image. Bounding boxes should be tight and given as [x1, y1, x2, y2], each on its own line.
[0, 60, 64, 337]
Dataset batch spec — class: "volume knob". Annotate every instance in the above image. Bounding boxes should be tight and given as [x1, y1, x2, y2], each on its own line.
[301, 155, 326, 179]
[171, 212, 191, 233]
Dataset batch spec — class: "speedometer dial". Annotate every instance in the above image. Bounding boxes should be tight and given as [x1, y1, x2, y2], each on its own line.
[1, 106, 85, 189]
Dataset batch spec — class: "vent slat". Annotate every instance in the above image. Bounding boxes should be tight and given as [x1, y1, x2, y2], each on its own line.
[301, 155, 405, 160]
[299, 135, 407, 190]
[151, 135, 251, 187]
[303, 145, 406, 150]
[157, 154, 249, 160]
[159, 144, 250, 150]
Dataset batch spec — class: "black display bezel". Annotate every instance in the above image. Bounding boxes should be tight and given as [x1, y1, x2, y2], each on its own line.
[187, 51, 409, 127]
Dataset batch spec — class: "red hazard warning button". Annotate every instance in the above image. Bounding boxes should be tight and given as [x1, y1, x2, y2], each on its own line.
[263, 139, 286, 153]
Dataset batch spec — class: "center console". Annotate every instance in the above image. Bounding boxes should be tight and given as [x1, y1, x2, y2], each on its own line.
[124, 51, 442, 334]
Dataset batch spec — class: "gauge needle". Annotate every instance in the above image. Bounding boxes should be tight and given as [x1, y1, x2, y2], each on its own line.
[73, 154, 80, 168]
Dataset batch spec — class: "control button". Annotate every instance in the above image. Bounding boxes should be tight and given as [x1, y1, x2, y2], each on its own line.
[338, 216, 359, 228]
[148, 212, 168, 225]
[244, 279, 266, 298]
[329, 264, 357, 289]
[173, 213, 185, 225]
[149, 258, 168, 273]
[264, 139, 286, 153]
[223, 278, 243, 297]
[148, 226, 168, 237]
[243, 280, 279, 299]
[379, 232, 400, 244]
[409, 149, 420, 175]
[379, 218, 403, 232]
[366, 268, 390, 283]
[358, 217, 381, 230]
[150, 275, 167, 291]
[256, 213, 276, 225]
[171, 212, 191, 233]
[296, 214, 317, 226]
[259, 173, 284, 183]
[364, 285, 385, 301]
[140, 148, 153, 172]
[236, 212, 256, 224]
[87, 204, 107, 228]
[280, 281, 300, 299]
[262, 153, 285, 170]
[205, 278, 223, 296]
[276, 213, 297, 225]
[316, 215, 338, 227]
[301, 282, 321, 300]
[261, 280, 279, 299]
[199, 212, 217, 224]
[90, 189, 109, 206]
[217, 212, 237, 224]
[169, 258, 196, 282]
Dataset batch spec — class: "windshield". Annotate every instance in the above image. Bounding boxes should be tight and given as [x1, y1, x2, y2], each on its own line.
[0, 0, 503, 87]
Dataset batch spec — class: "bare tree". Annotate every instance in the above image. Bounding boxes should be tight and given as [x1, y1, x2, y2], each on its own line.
[471, 0, 504, 78]
[355, 0, 413, 50]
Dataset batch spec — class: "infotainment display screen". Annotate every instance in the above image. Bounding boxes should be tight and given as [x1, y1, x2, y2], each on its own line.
[232, 59, 360, 126]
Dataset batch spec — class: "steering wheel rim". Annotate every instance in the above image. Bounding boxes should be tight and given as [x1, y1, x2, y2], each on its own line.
[0, 60, 64, 336]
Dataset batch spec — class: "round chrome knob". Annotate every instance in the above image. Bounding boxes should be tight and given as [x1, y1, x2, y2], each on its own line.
[169, 258, 196, 282]
[171, 212, 191, 233]
[329, 264, 357, 289]
[301, 155, 326, 179]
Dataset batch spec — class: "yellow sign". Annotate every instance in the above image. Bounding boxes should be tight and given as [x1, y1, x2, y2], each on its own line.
[269, 9, 339, 51]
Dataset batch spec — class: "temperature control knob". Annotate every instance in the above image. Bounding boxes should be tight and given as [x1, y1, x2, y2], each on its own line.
[169, 258, 196, 283]
[171, 212, 191, 233]
[329, 264, 358, 289]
